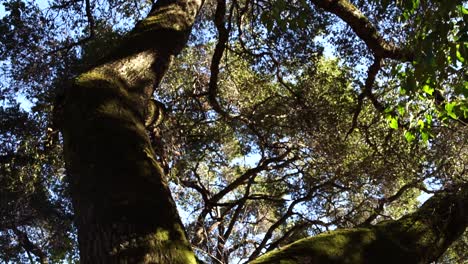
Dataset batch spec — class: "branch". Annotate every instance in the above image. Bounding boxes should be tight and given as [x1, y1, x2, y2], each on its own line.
[361, 180, 422, 226]
[47, 0, 96, 55]
[248, 181, 335, 261]
[84, 0, 95, 38]
[210, 152, 293, 204]
[208, 0, 231, 117]
[346, 57, 382, 137]
[310, 0, 413, 61]
[216, 178, 254, 262]
[13, 227, 48, 264]
[249, 184, 468, 264]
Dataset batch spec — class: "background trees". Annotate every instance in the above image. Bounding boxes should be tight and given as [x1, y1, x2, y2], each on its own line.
[0, 0, 466, 263]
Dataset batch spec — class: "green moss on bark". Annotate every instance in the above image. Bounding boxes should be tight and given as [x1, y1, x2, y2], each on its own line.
[63, 35, 196, 264]
[63, 70, 197, 262]
[249, 188, 468, 264]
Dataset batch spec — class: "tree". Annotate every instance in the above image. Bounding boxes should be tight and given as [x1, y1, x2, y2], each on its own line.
[0, 0, 466, 263]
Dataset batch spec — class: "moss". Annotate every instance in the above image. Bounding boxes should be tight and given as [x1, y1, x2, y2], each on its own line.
[144, 225, 198, 264]
[64, 58, 198, 264]
[139, 9, 188, 32]
[250, 229, 378, 264]
[131, 3, 194, 41]
[61, 0, 206, 262]
[250, 189, 468, 264]
[107, 225, 197, 264]
[149, 229, 170, 245]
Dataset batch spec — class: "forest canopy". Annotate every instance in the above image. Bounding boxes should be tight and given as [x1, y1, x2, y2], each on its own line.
[0, 0, 467, 263]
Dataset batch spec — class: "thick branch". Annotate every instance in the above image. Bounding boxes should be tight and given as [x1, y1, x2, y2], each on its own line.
[311, 0, 413, 61]
[249, 185, 468, 264]
[208, 0, 229, 116]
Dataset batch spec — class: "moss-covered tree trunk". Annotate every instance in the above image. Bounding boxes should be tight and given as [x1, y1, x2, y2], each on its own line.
[62, 0, 203, 262]
[249, 186, 468, 264]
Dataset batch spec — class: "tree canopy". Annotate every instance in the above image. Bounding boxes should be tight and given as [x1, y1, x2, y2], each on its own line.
[0, 0, 467, 263]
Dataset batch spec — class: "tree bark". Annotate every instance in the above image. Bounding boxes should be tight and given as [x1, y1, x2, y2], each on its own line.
[62, 0, 203, 262]
[249, 185, 468, 264]
[60, 0, 467, 262]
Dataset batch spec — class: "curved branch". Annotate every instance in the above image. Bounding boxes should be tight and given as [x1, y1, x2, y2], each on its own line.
[249, 185, 468, 264]
[361, 180, 422, 226]
[208, 0, 231, 117]
[310, 0, 413, 61]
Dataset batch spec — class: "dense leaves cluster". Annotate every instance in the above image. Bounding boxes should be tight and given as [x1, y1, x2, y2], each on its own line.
[0, 0, 466, 263]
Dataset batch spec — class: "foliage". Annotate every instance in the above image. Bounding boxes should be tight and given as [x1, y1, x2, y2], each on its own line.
[0, 0, 466, 263]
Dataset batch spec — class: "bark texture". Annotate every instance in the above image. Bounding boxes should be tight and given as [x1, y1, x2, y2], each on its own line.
[249, 186, 468, 264]
[62, 0, 203, 262]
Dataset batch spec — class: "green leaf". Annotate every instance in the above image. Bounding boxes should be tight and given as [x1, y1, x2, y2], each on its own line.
[405, 131, 416, 143]
[455, 44, 465, 63]
[421, 130, 429, 143]
[389, 116, 399, 129]
[400, 87, 407, 95]
[425, 114, 433, 125]
[417, 119, 424, 129]
[422, 84, 434, 95]
[458, 5, 468, 15]
[398, 105, 405, 115]
[461, 105, 468, 118]
[445, 102, 458, 119]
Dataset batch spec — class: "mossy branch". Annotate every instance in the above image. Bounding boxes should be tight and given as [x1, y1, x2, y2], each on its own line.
[249, 185, 468, 264]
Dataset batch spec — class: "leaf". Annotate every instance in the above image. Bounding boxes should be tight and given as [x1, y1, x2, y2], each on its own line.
[425, 114, 433, 125]
[388, 116, 399, 129]
[422, 84, 434, 95]
[458, 5, 468, 15]
[456, 44, 465, 63]
[445, 102, 458, 119]
[405, 131, 416, 143]
[398, 105, 405, 115]
[461, 105, 468, 118]
[417, 119, 425, 129]
[421, 130, 429, 142]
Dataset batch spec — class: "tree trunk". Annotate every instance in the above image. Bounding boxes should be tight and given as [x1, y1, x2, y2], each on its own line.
[249, 186, 468, 264]
[60, 0, 467, 262]
[62, 0, 203, 262]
